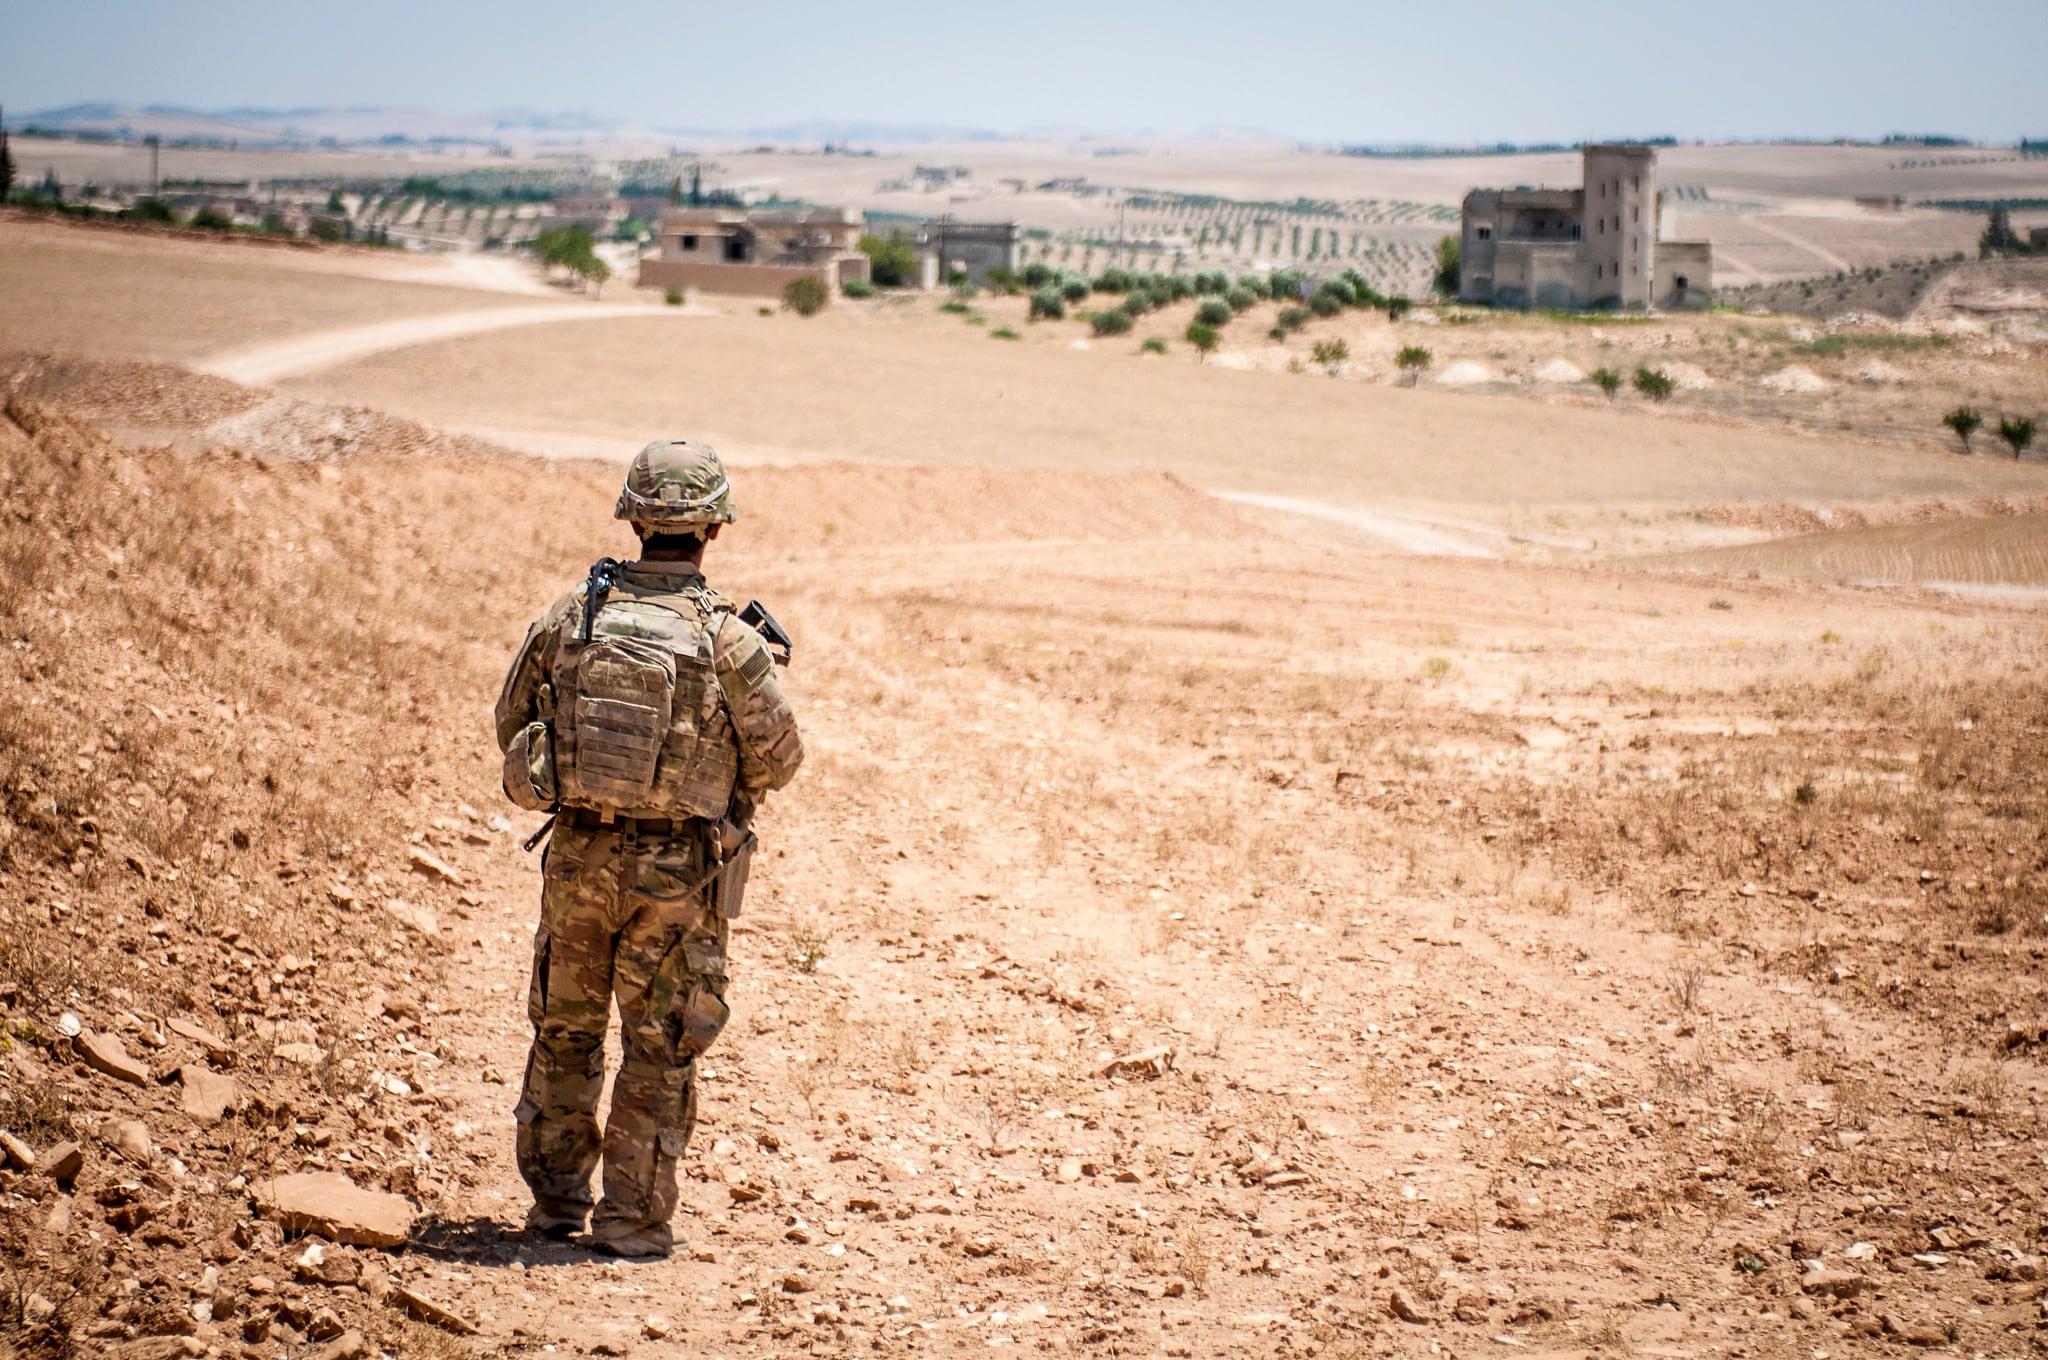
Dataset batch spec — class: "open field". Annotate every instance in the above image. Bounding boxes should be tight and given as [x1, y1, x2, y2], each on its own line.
[1, 210, 2046, 1358]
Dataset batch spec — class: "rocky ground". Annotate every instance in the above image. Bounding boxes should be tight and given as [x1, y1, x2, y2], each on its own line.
[0, 359, 2044, 1360]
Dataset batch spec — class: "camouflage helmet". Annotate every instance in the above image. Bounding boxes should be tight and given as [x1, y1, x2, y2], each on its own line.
[614, 438, 736, 530]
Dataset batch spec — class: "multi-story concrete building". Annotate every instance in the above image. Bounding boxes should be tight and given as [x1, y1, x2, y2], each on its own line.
[637, 205, 871, 297]
[1459, 145, 1713, 310]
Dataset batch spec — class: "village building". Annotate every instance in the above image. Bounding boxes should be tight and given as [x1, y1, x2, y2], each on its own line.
[1459, 145, 1713, 310]
[911, 217, 1021, 288]
[637, 205, 871, 297]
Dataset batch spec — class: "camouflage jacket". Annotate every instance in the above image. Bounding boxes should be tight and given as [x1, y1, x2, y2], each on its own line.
[495, 560, 804, 818]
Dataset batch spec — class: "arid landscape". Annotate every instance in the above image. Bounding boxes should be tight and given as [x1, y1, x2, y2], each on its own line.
[1, 179, 2046, 1360]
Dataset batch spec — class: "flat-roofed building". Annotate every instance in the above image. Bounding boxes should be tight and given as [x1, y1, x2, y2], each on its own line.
[638, 205, 871, 297]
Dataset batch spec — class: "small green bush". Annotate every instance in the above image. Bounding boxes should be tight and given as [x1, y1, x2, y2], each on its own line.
[990, 327, 1021, 340]
[1192, 270, 1229, 295]
[1268, 325, 1288, 340]
[1311, 338, 1350, 371]
[1631, 366, 1675, 401]
[1120, 291, 1153, 318]
[1386, 295, 1413, 321]
[1276, 305, 1312, 332]
[664, 288, 685, 306]
[984, 266, 1020, 295]
[1316, 279, 1356, 308]
[1091, 307, 1134, 336]
[308, 216, 347, 243]
[1194, 297, 1232, 327]
[939, 300, 970, 314]
[1185, 321, 1219, 360]
[1996, 414, 2032, 459]
[783, 277, 829, 316]
[1060, 277, 1091, 303]
[841, 278, 875, 299]
[1224, 286, 1258, 313]
[1236, 274, 1270, 299]
[1590, 367, 1622, 400]
[1396, 345, 1432, 384]
[1029, 288, 1066, 321]
[1140, 337, 1168, 354]
[190, 207, 234, 231]
[1942, 406, 1982, 452]
[1093, 266, 1133, 294]
[1309, 291, 1343, 317]
[1021, 262, 1055, 289]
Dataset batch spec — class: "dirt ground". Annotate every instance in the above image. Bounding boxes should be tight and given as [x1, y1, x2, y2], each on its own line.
[0, 220, 2045, 1360]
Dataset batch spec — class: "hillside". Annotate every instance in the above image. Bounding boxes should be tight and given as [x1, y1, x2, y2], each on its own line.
[1, 358, 2044, 1358]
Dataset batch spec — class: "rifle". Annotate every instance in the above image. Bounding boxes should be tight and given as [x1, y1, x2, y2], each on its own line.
[739, 599, 793, 668]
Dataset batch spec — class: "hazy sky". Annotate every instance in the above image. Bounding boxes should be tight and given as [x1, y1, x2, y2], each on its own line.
[5, 0, 2044, 144]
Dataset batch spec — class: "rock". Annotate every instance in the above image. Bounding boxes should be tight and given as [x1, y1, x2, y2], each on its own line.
[23, 1292, 55, 1323]
[110, 1118, 151, 1163]
[356, 1261, 391, 1302]
[310, 1330, 366, 1360]
[389, 1284, 478, 1335]
[307, 1308, 346, 1342]
[1882, 1315, 1951, 1346]
[77, 1030, 150, 1085]
[1095, 1046, 1175, 1080]
[0, 1130, 35, 1169]
[1262, 1171, 1311, 1189]
[964, 1237, 997, 1258]
[42, 1141, 84, 1185]
[1163, 1277, 1188, 1298]
[1800, 1267, 1866, 1299]
[107, 1340, 197, 1360]
[253, 1172, 416, 1248]
[643, 1314, 672, 1339]
[1388, 1287, 1432, 1323]
[408, 847, 465, 886]
[180, 1065, 239, 1122]
[383, 898, 440, 937]
[275, 1042, 326, 1066]
[1789, 1295, 1817, 1320]
[782, 1271, 815, 1293]
[165, 1017, 231, 1055]
[1056, 1157, 1083, 1184]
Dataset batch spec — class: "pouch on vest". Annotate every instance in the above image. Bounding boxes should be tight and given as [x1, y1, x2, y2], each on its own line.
[570, 636, 676, 808]
[502, 721, 558, 812]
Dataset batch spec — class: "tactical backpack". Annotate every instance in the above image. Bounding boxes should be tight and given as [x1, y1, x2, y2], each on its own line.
[510, 565, 742, 822]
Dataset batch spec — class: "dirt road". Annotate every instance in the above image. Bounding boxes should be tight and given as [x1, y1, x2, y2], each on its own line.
[193, 302, 709, 386]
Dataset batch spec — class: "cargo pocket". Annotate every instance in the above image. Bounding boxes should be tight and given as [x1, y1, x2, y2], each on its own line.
[674, 937, 731, 1060]
[502, 721, 558, 812]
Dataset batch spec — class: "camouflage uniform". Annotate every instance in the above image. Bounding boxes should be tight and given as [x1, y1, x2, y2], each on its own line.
[494, 442, 802, 1255]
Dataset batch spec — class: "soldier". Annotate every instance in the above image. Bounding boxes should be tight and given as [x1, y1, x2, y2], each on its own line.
[494, 439, 803, 1258]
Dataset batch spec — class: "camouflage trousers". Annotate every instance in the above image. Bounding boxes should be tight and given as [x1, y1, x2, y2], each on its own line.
[516, 822, 731, 1240]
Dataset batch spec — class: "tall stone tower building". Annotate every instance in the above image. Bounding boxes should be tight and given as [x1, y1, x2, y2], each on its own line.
[1459, 145, 1711, 311]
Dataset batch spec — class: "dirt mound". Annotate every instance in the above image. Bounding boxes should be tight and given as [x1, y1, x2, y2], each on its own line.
[1760, 364, 1830, 394]
[1432, 359, 1499, 386]
[0, 351, 262, 427]
[198, 393, 525, 464]
[1640, 511, 2048, 586]
[1530, 358, 1586, 384]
